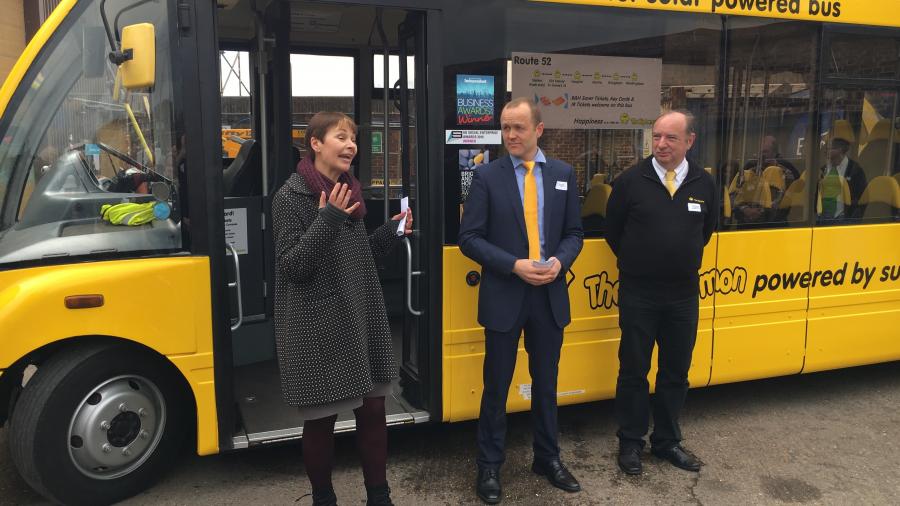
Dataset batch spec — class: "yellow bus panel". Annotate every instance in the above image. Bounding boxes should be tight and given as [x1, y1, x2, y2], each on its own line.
[538, 0, 900, 29]
[0, 257, 219, 455]
[805, 223, 900, 372]
[711, 228, 810, 384]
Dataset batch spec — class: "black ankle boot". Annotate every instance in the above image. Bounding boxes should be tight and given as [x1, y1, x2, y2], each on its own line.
[312, 487, 337, 506]
[365, 483, 394, 506]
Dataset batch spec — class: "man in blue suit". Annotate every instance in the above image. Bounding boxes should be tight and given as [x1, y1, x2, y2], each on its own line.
[459, 97, 584, 504]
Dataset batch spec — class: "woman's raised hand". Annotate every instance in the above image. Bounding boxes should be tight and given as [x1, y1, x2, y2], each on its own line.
[319, 183, 360, 214]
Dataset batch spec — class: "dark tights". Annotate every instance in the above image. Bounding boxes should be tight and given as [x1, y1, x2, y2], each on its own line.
[302, 396, 388, 493]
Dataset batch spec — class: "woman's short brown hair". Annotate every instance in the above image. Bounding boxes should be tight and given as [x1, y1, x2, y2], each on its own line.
[305, 112, 357, 160]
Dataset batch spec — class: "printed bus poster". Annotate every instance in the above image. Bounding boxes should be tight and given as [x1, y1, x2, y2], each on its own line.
[456, 75, 495, 125]
[511, 52, 661, 130]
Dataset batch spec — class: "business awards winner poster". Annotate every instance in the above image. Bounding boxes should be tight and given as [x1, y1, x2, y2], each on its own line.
[456, 75, 495, 125]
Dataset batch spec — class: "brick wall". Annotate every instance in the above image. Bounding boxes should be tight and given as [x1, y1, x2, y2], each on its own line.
[0, 0, 26, 86]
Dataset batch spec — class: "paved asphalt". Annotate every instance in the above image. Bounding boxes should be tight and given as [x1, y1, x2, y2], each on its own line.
[2, 361, 899, 505]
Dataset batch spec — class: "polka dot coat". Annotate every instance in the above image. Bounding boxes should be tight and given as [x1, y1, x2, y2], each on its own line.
[272, 173, 399, 407]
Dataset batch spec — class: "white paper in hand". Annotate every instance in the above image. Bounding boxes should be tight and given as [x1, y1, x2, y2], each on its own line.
[396, 196, 409, 236]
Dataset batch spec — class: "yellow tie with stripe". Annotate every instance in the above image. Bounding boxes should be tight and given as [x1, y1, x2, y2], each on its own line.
[523, 160, 541, 260]
[665, 170, 677, 198]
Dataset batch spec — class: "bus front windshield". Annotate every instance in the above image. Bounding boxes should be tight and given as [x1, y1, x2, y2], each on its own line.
[0, 0, 185, 265]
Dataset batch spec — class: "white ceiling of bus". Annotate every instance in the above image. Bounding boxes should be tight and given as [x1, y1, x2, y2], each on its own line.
[217, 0, 407, 47]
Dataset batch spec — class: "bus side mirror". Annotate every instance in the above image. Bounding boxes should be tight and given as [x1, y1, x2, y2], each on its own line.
[118, 23, 155, 90]
[82, 26, 106, 78]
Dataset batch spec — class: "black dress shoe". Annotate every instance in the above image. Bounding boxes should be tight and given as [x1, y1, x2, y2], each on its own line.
[476, 467, 502, 504]
[531, 459, 581, 492]
[651, 444, 702, 472]
[617, 446, 642, 475]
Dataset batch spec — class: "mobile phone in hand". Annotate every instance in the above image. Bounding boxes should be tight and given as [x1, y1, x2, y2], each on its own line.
[532, 259, 554, 268]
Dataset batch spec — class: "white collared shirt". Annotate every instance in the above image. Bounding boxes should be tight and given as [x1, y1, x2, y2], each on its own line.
[652, 157, 689, 191]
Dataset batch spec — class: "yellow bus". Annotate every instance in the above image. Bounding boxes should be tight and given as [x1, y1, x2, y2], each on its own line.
[0, 0, 898, 503]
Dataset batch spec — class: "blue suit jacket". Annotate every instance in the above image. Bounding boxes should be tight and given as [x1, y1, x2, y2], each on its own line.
[459, 155, 584, 332]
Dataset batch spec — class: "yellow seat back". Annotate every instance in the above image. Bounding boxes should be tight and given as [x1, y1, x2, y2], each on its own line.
[762, 165, 786, 192]
[732, 171, 773, 208]
[860, 175, 900, 207]
[581, 183, 613, 218]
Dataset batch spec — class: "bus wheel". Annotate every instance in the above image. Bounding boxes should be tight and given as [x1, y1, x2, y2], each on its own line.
[8, 342, 189, 506]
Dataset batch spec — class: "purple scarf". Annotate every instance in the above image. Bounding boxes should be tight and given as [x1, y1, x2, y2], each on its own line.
[296, 155, 367, 220]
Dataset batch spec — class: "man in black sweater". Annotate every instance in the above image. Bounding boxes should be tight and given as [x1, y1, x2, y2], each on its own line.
[605, 110, 718, 476]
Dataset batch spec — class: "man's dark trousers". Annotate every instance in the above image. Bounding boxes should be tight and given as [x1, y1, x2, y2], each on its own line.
[615, 280, 699, 451]
[477, 284, 563, 470]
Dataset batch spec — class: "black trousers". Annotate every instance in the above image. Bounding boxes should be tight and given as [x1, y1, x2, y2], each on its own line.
[615, 281, 699, 451]
[476, 285, 563, 470]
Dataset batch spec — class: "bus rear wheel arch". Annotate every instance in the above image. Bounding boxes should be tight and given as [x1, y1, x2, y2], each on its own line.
[7, 341, 192, 505]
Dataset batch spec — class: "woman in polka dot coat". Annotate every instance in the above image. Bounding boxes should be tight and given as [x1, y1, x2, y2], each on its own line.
[272, 112, 412, 506]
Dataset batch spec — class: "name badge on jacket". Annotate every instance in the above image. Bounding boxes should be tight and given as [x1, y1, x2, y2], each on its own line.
[555, 181, 568, 191]
[687, 202, 702, 212]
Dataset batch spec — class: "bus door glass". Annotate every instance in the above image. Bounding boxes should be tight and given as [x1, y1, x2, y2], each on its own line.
[805, 28, 900, 373]
[711, 18, 819, 385]
[366, 9, 431, 414]
[395, 13, 429, 408]
[219, 44, 269, 363]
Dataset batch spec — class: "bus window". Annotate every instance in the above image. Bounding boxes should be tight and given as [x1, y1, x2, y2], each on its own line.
[721, 19, 817, 230]
[816, 99, 900, 226]
[367, 53, 415, 204]
[816, 28, 900, 225]
[443, 3, 722, 241]
[220, 50, 253, 162]
[825, 31, 900, 81]
[0, 0, 185, 266]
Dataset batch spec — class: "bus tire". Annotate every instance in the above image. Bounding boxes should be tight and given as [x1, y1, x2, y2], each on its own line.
[7, 342, 189, 506]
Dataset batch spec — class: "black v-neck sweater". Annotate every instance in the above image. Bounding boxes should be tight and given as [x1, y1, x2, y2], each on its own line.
[605, 157, 718, 297]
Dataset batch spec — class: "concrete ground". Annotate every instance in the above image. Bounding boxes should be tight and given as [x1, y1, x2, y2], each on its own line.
[2, 361, 899, 505]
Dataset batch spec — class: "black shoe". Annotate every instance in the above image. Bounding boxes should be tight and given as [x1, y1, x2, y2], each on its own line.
[617, 446, 642, 475]
[531, 459, 581, 493]
[476, 467, 502, 504]
[651, 444, 702, 472]
[365, 483, 394, 506]
[312, 487, 337, 506]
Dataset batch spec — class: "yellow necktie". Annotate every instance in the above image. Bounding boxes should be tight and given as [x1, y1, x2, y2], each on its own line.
[665, 170, 677, 198]
[523, 161, 541, 260]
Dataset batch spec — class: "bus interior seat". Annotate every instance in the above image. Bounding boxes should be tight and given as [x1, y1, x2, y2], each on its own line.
[728, 169, 760, 194]
[857, 119, 895, 181]
[580, 181, 612, 217]
[832, 119, 857, 159]
[223, 139, 261, 197]
[733, 179, 773, 208]
[762, 165, 786, 205]
[893, 172, 900, 187]
[857, 175, 900, 220]
[777, 178, 809, 223]
[731, 170, 773, 225]
[762, 165, 786, 192]
[833, 119, 856, 142]
[580, 181, 612, 232]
